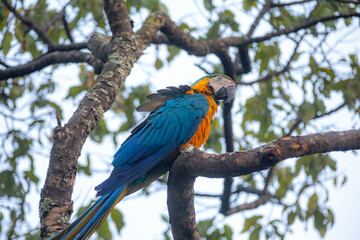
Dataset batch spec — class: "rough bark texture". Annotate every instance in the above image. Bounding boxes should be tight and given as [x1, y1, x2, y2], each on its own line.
[39, 1, 139, 238]
[167, 129, 360, 239]
[167, 174, 200, 240]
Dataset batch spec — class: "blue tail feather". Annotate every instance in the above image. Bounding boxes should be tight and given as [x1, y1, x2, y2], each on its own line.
[51, 186, 127, 240]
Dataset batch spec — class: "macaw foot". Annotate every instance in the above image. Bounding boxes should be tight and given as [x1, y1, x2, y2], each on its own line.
[181, 144, 196, 153]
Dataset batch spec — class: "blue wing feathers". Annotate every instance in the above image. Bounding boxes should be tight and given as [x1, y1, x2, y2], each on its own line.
[95, 93, 209, 197]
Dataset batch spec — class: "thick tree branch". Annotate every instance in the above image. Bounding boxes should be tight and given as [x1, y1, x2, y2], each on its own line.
[47, 42, 88, 52]
[167, 175, 200, 240]
[168, 129, 360, 239]
[39, 1, 139, 238]
[0, 51, 103, 80]
[88, 33, 111, 62]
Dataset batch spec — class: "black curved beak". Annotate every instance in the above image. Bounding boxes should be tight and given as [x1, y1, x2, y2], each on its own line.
[214, 85, 236, 104]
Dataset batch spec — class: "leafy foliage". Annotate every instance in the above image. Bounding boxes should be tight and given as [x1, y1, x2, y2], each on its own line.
[1, 0, 359, 239]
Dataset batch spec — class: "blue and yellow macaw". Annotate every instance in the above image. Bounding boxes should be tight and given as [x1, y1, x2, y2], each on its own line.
[52, 74, 236, 239]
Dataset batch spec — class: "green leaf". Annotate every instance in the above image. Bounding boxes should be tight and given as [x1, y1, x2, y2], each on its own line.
[223, 225, 233, 240]
[287, 211, 296, 225]
[90, 119, 110, 143]
[198, 217, 214, 236]
[299, 101, 316, 123]
[97, 219, 112, 239]
[24, 170, 39, 184]
[111, 208, 125, 233]
[342, 176, 347, 186]
[78, 154, 91, 176]
[66, 85, 87, 99]
[326, 157, 336, 171]
[243, 0, 257, 11]
[208, 229, 221, 240]
[167, 45, 181, 62]
[219, 10, 239, 31]
[0, 170, 17, 197]
[14, 19, 25, 42]
[206, 21, 220, 40]
[204, 0, 214, 11]
[314, 210, 326, 237]
[308, 193, 318, 213]
[249, 224, 262, 240]
[242, 215, 262, 233]
[1, 30, 12, 56]
[155, 58, 163, 69]
[327, 209, 334, 227]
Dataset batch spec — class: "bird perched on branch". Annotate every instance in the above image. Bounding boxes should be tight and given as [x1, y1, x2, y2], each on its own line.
[52, 74, 236, 240]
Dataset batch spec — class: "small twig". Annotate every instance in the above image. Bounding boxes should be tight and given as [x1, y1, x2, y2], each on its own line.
[272, 0, 314, 8]
[42, 10, 65, 32]
[234, 185, 264, 195]
[238, 34, 304, 85]
[306, 0, 322, 23]
[224, 193, 272, 216]
[246, 0, 272, 37]
[56, 109, 62, 127]
[62, 14, 74, 42]
[263, 167, 274, 193]
[194, 192, 222, 198]
[194, 63, 212, 74]
[287, 100, 349, 136]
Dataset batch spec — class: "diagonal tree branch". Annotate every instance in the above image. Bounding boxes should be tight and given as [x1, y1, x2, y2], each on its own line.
[167, 129, 360, 239]
[238, 35, 303, 85]
[39, 0, 139, 238]
[287, 100, 349, 136]
[225, 193, 272, 216]
[247, 0, 272, 37]
[2, 0, 56, 46]
[42, 0, 72, 33]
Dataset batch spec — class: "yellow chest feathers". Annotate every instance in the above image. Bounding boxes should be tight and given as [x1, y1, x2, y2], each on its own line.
[182, 78, 218, 148]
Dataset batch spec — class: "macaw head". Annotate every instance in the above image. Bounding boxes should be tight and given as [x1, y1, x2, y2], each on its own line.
[192, 74, 236, 104]
[137, 74, 236, 113]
